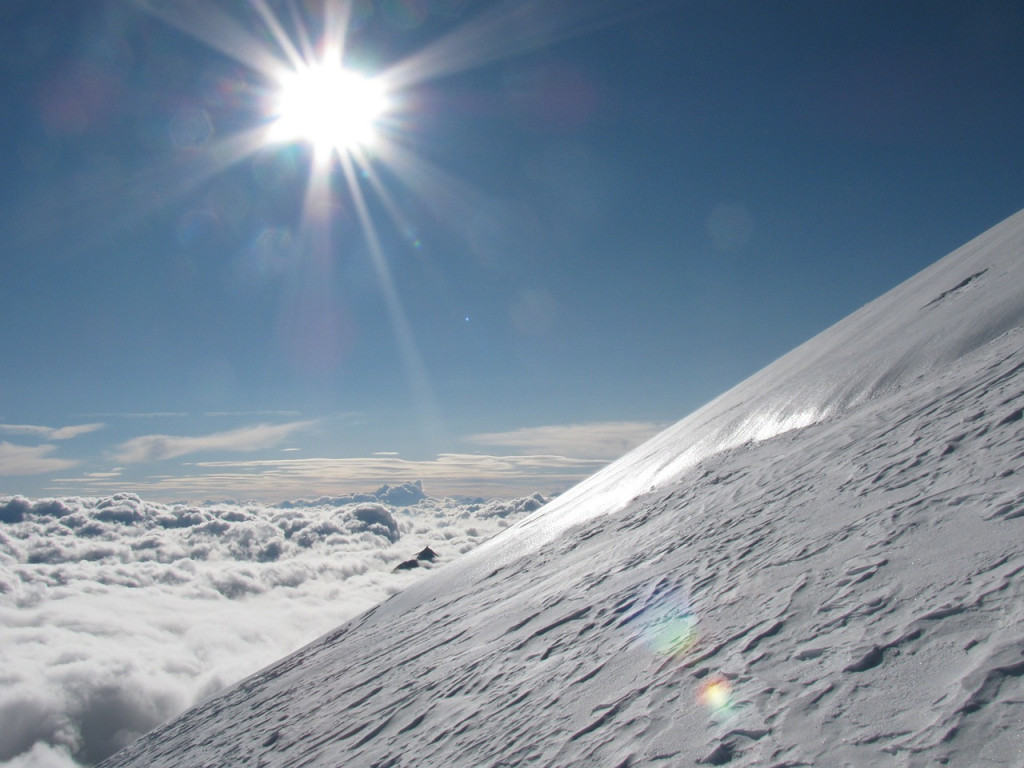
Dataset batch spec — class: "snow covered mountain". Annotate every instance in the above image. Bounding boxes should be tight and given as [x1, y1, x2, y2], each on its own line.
[100, 209, 1024, 767]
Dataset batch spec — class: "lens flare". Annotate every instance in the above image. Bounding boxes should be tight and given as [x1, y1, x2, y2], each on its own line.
[646, 608, 699, 657]
[634, 587, 699, 659]
[698, 674, 733, 717]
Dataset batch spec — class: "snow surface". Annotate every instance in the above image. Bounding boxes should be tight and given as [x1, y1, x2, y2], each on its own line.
[100, 209, 1024, 766]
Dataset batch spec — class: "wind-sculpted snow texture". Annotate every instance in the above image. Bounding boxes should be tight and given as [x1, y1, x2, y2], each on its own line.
[99, 210, 1024, 767]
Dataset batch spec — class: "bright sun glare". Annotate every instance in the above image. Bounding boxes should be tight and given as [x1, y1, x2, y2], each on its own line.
[268, 60, 389, 155]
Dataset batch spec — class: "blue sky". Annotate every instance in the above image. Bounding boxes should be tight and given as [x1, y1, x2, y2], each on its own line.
[1, 0, 1022, 501]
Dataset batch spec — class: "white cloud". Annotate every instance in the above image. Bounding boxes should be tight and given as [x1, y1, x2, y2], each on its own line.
[114, 421, 316, 464]
[0, 488, 546, 766]
[0, 742, 80, 768]
[466, 421, 667, 460]
[79, 412, 189, 419]
[204, 411, 304, 418]
[0, 444, 78, 477]
[0, 424, 104, 441]
[49, 424, 105, 441]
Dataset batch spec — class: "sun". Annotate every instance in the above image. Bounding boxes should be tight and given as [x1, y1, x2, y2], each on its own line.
[267, 59, 390, 156]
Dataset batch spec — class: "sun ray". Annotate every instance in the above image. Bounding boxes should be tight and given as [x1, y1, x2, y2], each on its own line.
[164, 125, 273, 198]
[286, 1, 321, 64]
[368, 136, 519, 264]
[58, 123, 273, 257]
[344, 146, 420, 250]
[321, 0, 353, 65]
[383, 0, 636, 90]
[132, 0, 287, 81]
[336, 149, 441, 441]
[248, 0, 307, 72]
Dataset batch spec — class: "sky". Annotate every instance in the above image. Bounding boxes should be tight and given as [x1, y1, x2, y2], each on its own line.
[1, 0, 1023, 502]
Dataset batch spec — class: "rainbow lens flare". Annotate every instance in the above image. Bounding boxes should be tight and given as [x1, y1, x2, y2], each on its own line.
[697, 674, 733, 717]
[635, 589, 699, 659]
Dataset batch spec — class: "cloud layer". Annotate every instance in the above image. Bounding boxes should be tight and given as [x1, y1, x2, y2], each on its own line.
[3, 419, 659, 501]
[0, 485, 546, 767]
[467, 420, 666, 459]
[53, 452, 608, 500]
[0, 425, 104, 441]
[0, 424, 104, 478]
[113, 421, 314, 463]
[0, 443, 79, 477]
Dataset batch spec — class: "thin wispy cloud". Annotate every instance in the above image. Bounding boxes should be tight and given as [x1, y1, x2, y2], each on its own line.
[204, 410, 304, 418]
[0, 442, 79, 476]
[466, 421, 667, 460]
[0, 422, 105, 440]
[79, 412, 190, 419]
[49, 422, 668, 501]
[52, 453, 607, 500]
[114, 421, 316, 464]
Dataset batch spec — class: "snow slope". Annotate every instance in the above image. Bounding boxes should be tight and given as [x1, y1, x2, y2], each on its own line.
[100, 209, 1024, 767]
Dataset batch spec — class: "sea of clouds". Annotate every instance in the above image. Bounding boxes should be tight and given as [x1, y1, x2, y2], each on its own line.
[0, 482, 547, 768]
